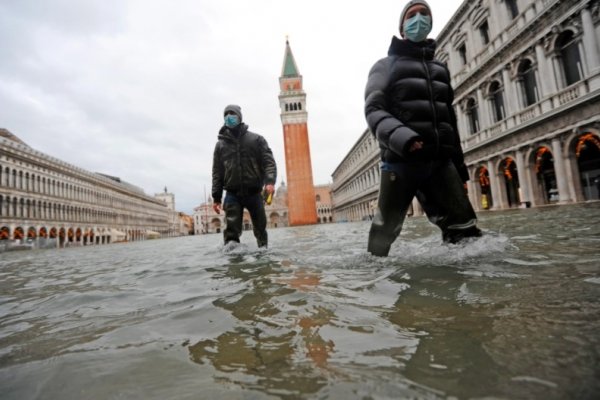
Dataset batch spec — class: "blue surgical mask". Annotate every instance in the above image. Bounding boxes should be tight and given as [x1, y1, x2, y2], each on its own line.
[224, 114, 239, 128]
[404, 13, 432, 42]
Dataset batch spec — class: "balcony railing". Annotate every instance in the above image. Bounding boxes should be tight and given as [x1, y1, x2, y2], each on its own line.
[462, 77, 594, 151]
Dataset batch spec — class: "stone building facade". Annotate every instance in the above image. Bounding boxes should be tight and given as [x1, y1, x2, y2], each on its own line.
[332, 0, 600, 219]
[314, 184, 334, 223]
[155, 188, 191, 236]
[0, 129, 172, 251]
[438, 0, 600, 210]
[331, 130, 380, 222]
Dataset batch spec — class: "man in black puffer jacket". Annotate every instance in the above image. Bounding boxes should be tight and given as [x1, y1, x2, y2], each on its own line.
[212, 104, 277, 248]
[365, 0, 481, 257]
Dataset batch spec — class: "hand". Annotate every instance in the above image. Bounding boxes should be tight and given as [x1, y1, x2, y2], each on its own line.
[212, 202, 221, 214]
[265, 184, 275, 194]
[409, 140, 424, 152]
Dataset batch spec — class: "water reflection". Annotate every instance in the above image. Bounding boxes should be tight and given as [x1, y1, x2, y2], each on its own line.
[386, 266, 504, 399]
[188, 260, 331, 397]
[1, 204, 599, 399]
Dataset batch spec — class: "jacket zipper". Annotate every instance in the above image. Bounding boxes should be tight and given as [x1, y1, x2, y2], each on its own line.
[422, 49, 440, 156]
[236, 136, 244, 195]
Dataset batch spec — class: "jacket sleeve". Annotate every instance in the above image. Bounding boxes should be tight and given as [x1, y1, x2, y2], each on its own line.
[364, 57, 420, 158]
[259, 136, 277, 186]
[211, 142, 224, 202]
[447, 84, 470, 182]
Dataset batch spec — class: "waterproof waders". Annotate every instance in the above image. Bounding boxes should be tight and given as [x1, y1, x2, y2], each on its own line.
[368, 160, 481, 257]
[223, 192, 268, 248]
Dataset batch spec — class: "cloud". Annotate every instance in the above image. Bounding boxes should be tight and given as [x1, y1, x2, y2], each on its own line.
[0, 0, 462, 213]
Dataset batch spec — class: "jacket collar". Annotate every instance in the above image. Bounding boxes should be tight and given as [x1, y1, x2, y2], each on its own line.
[388, 36, 436, 60]
[218, 123, 248, 140]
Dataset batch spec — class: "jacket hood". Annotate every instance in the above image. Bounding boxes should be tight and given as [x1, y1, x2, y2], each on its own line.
[388, 36, 436, 59]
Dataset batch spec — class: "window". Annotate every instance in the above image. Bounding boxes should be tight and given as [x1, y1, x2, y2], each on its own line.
[518, 59, 538, 106]
[557, 30, 582, 86]
[458, 44, 467, 66]
[479, 20, 490, 45]
[466, 98, 479, 135]
[506, 0, 519, 19]
[489, 81, 506, 122]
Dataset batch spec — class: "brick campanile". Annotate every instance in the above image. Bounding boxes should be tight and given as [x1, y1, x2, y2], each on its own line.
[278, 39, 318, 226]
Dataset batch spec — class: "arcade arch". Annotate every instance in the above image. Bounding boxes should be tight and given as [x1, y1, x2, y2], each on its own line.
[469, 131, 600, 211]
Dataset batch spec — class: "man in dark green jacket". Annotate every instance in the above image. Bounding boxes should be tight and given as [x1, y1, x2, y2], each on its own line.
[212, 104, 277, 248]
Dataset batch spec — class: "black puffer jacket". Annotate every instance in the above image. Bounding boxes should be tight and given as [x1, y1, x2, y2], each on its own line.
[365, 37, 468, 181]
[212, 123, 277, 202]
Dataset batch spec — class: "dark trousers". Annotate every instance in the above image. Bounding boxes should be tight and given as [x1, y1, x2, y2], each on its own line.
[223, 192, 268, 247]
[368, 160, 481, 257]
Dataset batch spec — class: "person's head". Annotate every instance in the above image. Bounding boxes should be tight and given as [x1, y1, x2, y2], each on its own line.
[223, 104, 242, 128]
[399, 0, 432, 43]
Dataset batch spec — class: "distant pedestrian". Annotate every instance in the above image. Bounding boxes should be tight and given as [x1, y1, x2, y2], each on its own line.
[364, 0, 481, 257]
[211, 105, 277, 248]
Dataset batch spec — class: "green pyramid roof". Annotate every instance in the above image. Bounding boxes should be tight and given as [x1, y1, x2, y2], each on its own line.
[281, 39, 300, 77]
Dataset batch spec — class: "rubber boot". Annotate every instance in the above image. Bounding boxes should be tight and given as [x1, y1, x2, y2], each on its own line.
[368, 170, 416, 256]
[223, 201, 243, 245]
[416, 161, 481, 244]
[442, 226, 482, 244]
[248, 197, 268, 248]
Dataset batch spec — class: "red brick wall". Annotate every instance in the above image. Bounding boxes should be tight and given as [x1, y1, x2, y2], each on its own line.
[283, 123, 318, 225]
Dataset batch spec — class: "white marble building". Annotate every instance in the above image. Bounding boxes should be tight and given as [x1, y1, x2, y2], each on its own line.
[439, 0, 600, 210]
[331, 130, 380, 222]
[332, 0, 600, 219]
[0, 129, 173, 250]
[155, 188, 188, 236]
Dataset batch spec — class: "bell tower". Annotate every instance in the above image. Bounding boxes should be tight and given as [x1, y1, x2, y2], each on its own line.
[278, 39, 318, 226]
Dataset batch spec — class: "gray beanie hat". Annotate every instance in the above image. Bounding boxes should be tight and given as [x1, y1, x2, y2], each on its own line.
[399, 0, 431, 37]
[223, 104, 242, 121]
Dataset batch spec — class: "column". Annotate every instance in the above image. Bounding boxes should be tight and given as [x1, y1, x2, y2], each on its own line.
[502, 65, 518, 116]
[551, 138, 571, 203]
[466, 179, 478, 210]
[477, 87, 491, 129]
[581, 6, 600, 73]
[456, 106, 469, 140]
[487, 160, 502, 210]
[535, 43, 555, 97]
[514, 149, 532, 206]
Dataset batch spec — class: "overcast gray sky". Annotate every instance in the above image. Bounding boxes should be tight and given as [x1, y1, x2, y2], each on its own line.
[0, 0, 462, 214]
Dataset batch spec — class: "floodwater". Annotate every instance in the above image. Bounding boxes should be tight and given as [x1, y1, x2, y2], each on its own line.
[1, 203, 599, 400]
